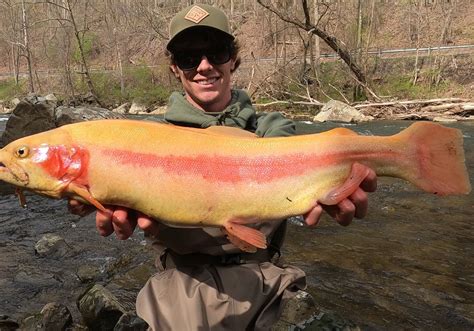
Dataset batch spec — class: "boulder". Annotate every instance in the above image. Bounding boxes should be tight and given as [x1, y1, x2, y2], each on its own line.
[0, 95, 56, 147]
[128, 103, 147, 115]
[34, 234, 70, 258]
[77, 284, 126, 331]
[55, 106, 126, 127]
[313, 100, 374, 123]
[112, 103, 130, 114]
[149, 106, 167, 115]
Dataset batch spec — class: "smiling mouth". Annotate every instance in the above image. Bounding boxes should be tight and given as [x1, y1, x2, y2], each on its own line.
[196, 77, 218, 85]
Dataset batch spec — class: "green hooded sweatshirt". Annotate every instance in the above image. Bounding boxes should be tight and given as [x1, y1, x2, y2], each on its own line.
[163, 89, 296, 137]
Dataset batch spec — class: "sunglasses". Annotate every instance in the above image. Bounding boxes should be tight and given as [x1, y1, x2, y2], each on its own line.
[174, 47, 232, 71]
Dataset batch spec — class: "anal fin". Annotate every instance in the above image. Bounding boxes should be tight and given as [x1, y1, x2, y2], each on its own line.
[69, 183, 106, 212]
[319, 162, 370, 205]
[222, 221, 267, 253]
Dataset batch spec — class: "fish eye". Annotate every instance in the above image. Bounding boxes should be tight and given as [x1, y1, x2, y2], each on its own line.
[16, 146, 29, 158]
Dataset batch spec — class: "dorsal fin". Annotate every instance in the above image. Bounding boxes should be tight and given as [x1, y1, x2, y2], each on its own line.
[321, 127, 358, 136]
[205, 126, 258, 138]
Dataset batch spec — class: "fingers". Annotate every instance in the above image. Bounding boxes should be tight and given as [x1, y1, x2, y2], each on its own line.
[350, 187, 368, 219]
[95, 206, 115, 237]
[360, 167, 377, 192]
[68, 199, 95, 217]
[303, 203, 323, 227]
[111, 207, 138, 240]
[95, 206, 138, 240]
[137, 213, 160, 236]
[321, 198, 355, 226]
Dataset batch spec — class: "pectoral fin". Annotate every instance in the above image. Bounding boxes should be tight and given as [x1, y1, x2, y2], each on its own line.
[69, 183, 106, 212]
[223, 221, 267, 253]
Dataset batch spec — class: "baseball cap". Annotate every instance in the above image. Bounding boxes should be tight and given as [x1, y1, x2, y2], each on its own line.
[167, 4, 234, 51]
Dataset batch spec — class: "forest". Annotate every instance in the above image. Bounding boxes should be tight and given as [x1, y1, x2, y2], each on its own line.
[0, 0, 473, 113]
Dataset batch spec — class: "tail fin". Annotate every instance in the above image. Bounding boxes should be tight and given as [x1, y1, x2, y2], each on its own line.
[396, 122, 471, 195]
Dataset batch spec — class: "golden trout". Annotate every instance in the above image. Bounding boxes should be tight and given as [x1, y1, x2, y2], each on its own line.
[0, 120, 470, 252]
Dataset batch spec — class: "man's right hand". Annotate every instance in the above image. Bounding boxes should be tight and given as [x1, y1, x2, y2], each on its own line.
[68, 200, 159, 240]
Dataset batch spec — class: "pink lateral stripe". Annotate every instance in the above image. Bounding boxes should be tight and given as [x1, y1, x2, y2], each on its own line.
[102, 148, 398, 183]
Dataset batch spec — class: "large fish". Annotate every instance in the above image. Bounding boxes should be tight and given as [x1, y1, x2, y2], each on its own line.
[0, 120, 470, 252]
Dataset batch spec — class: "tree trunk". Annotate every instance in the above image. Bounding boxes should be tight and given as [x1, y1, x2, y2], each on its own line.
[64, 0, 102, 105]
[21, 0, 34, 93]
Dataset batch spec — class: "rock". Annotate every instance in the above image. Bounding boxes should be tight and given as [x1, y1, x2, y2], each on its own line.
[295, 311, 361, 330]
[19, 303, 73, 331]
[11, 98, 21, 107]
[149, 106, 167, 115]
[0, 101, 12, 114]
[1, 96, 57, 147]
[128, 103, 147, 115]
[114, 312, 148, 331]
[40, 302, 73, 331]
[313, 100, 374, 123]
[77, 284, 126, 331]
[34, 234, 70, 257]
[112, 103, 130, 114]
[76, 264, 101, 283]
[55, 106, 126, 127]
[272, 290, 318, 331]
[433, 116, 458, 123]
[44, 93, 58, 102]
[0, 315, 20, 331]
[20, 313, 43, 331]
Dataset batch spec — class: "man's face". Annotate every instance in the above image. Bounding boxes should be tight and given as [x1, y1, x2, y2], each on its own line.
[170, 32, 236, 113]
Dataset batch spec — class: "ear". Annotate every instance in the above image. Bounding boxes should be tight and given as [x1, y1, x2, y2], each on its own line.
[170, 65, 180, 78]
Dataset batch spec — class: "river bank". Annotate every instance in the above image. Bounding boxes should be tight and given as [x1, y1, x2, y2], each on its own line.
[0, 111, 473, 329]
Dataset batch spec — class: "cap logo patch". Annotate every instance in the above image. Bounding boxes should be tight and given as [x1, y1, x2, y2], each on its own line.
[184, 6, 209, 24]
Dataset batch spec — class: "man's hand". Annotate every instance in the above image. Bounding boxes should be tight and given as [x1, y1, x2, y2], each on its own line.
[303, 165, 377, 227]
[68, 200, 158, 240]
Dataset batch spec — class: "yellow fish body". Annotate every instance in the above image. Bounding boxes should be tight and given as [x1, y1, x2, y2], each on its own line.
[0, 120, 470, 252]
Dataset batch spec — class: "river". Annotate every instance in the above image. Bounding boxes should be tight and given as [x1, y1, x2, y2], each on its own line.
[0, 115, 472, 329]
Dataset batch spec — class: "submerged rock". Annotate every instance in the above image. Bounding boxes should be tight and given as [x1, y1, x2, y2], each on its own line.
[34, 234, 70, 257]
[19, 303, 73, 331]
[114, 312, 148, 331]
[0, 315, 20, 331]
[40, 302, 73, 330]
[77, 284, 126, 331]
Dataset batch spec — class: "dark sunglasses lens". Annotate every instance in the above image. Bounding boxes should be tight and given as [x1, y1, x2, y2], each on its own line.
[175, 49, 231, 70]
[207, 50, 231, 65]
[175, 54, 201, 70]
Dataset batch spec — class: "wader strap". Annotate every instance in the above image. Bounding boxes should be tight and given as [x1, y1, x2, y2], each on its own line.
[267, 220, 287, 260]
[162, 249, 274, 269]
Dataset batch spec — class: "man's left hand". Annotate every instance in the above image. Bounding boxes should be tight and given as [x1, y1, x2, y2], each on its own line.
[303, 165, 377, 227]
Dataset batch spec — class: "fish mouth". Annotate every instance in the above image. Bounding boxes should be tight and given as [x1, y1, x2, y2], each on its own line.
[0, 159, 29, 185]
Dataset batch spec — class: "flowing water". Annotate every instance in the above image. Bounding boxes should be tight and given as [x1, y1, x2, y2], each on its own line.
[0, 116, 472, 329]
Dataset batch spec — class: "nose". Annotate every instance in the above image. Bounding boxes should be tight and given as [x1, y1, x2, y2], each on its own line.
[196, 55, 213, 72]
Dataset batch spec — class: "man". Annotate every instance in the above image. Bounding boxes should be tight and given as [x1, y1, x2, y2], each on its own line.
[70, 4, 377, 330]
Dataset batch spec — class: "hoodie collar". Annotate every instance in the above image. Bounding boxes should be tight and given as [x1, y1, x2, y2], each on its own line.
[165, 89, 256, 129]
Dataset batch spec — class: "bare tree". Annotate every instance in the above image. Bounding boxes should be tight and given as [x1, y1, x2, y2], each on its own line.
[44, 0, 102, 105]
[257, 0, 379, 100]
